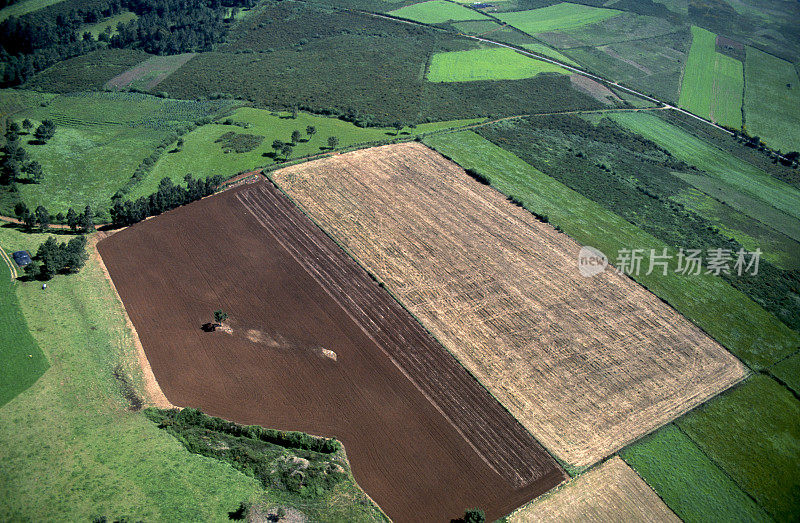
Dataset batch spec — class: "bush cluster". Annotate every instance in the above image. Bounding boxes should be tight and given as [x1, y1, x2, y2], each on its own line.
[110, 174, 221, 227]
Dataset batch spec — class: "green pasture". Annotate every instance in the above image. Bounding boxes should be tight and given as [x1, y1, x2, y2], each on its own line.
[609, 111, 800, 227]
[128, 107, 481, 200]
[554, 11, 684, 47]
[744, 47, 800, 153]
[387, 0, 490, 23]
[497, 2, 621, 35]
[677, 375, 800, 521]
[0, 0, 65, 21]
[450, 19, 501, 34]
[621, 424, 770, 522]
[679, 26, 743, 128]
[426, 47, 568, 82]
[770, 352, 800, 395]
[80, 11, 138, 39]
[5, 91, 234, 218]
[0, 239, 48, 408]
[423, 130, 800, 369]
[0, 225, 263, 520]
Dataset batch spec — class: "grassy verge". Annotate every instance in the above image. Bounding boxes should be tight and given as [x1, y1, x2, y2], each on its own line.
[0, 233, 48, 407]
[496, 2, 621, 34]
[675, 374, 800, 521]
[422, 130, 799, 369]
[621, 424, 770, 522]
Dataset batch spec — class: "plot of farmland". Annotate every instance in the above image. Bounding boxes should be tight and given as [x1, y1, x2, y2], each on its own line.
[97, 181, 565, 522]
[105, 53, 196, 92]
[678, 26, 743, 128]
[744, 47, 800, 152]
[497, 3, 621, 35]
[510, 457, 680, 522]
[387, 0, 490, 23]
[272, 142, 747, 467]
[426, 48, 568, 82]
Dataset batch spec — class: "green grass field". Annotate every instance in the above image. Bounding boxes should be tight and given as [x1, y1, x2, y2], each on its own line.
[744, 47, 800, 153]
[679, 26, 743, 128]
[5, 91, 234, 219]
[497, 2, 621, 35]
[80, 11, 138, 39]
[609, 111, 800, 228]
[0, 238, 48, 408]
[621, 424, 770, 522]
[0, 225, 263, 520]
[387, 0, 490, 23]
[128, 107, 481, 200]
[426, 47, 568, 82]
[450, 19, 501, 35]
[770, 352, 800, 395]
[676, 375, 800, 521]
[520, 43, 580, 67]
[0, 0, 65, 21]
[423, 130, 800, 369]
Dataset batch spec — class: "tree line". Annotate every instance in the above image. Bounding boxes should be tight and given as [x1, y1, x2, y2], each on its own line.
[1, 120, 57, 186]
[109, 174, 221, 227]
[14, 202, 95, 232]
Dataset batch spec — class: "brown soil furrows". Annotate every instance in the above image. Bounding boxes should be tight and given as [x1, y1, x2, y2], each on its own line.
[272, 142, 748, 467]
[237, 184, 557, 488]
[97, 181, 565, 522]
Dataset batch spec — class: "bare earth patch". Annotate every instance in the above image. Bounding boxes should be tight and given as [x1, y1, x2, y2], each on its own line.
[570, 74, 622, 105]
[510, 457, 680, 522]
[272, 142, 747, 467]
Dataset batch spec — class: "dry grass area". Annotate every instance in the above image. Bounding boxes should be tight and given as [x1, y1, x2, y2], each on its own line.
[272, 142, 746, 466]
[510, 457, 680, 522]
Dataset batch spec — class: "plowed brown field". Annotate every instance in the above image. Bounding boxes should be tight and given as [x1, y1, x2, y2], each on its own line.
[272, 142, 747, 467]
[97, 181, 565, 522]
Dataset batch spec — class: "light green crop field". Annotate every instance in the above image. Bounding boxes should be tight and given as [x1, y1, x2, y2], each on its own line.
[450, 19, 500, 34]
[521, 43, 580, 67]
[497, 2, 621, 35]
[5, 91, 234, 219]
[679, 26, 743, 128]
[621, 424, 770, 522]
[387, 0, 490, 23]
[426, 48, 568, 82]
[609, 111, 800, 227]
[0, 225, 263, 521]
[80, 11, 138, 39]
[0, 0, 64, 21]
[0, 240, 48, 408]
[744, 47, 800, 153]
[128, 107, 481, 200]
[770, 352, 800, 395]
[423, 130, 800, 369]
[677, 375, 800, 521]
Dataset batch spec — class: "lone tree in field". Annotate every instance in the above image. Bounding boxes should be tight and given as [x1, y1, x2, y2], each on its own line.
[34, 119, 57, 143]
[327, 136, 339, 149]
[280, 143, 293, 160]
[214, 309, 228, 324]
[306, 125, 316, 138]
[290, 130, 302, 144]
[22, 119, 32, 132]
[271, 139, 284, 156]
[34, 205, 50, 231]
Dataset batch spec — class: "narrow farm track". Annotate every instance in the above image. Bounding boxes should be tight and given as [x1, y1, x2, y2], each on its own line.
[0, 245, 17, 280]
[236, 183, 562, 489]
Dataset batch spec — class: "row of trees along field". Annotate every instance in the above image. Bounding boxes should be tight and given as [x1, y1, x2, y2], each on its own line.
[0, 0, 257, 86]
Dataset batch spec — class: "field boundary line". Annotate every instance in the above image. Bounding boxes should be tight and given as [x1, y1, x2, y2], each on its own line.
[0, 244, 18, 281]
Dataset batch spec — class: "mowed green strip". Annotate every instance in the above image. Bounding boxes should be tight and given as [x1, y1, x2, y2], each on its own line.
[621, 424, 770, 522]
[497, 2, 621, 35]
[609, 111, 800, 226]
[129, 107, 481, 200]
[679, 26, 743, 128]
[0, 242, 48, 408]
[677, 375, 800, 521]
[423, 130, 800, 369]
[426, 48, 568, 82]
[0, 226, 263, 520]
[387, 0, 490, 23]
[744, 47, 800, 153]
